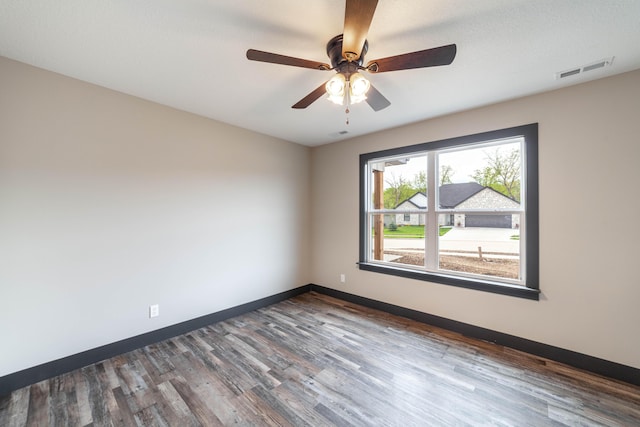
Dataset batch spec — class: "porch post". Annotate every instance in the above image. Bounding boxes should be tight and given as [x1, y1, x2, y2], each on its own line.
[373, 169, 384, 260]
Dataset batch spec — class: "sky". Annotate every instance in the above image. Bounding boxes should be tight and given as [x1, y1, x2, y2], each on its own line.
[382, 139, 521, 188]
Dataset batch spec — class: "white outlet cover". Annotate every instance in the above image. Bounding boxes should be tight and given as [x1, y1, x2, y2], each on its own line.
[149, 304, 159, 318]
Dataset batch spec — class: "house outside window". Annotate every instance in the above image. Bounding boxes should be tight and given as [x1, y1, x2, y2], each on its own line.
[359, 124, 539, 300]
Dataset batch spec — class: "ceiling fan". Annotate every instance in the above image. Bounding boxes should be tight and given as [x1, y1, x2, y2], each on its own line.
[246, 0, 457, 112]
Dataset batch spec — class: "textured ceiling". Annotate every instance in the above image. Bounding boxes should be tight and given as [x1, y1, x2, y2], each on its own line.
[1, 0, 640, 146]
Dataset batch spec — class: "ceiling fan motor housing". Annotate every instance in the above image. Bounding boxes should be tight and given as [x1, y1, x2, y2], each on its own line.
[326, 34, 368, 71]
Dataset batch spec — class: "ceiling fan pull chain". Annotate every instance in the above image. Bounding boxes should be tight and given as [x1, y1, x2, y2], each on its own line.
[345, 87, 351, 124]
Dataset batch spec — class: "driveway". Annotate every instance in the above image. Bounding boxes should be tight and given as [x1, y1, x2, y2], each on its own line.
[382, 227, 519, 259]
[440, 227, 519, 256]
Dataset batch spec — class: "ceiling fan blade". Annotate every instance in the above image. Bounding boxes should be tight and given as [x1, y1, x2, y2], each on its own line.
[247, 49, 330, 70]
[366, 84, 391, 111]
[342, 0, 378, 61]
[366, 44, 457, 73]
[292, 83, 328, 109]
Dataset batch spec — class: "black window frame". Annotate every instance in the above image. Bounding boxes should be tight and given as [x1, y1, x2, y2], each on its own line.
[358, 123, 539, 300]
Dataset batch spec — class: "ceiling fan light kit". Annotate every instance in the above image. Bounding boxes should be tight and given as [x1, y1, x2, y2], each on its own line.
[246, 0, 456, 116]
[326, 72, 370, 106]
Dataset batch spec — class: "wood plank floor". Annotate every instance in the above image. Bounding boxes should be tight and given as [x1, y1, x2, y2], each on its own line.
[1, 291, 639, 426]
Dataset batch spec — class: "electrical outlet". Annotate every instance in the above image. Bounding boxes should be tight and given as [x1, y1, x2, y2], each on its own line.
[149, 304, 159, 318]
[340, 274, 346, 283]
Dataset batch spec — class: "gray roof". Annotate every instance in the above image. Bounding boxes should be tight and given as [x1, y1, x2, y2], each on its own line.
[438, 182, 485, 208]
[396, 182, 486, 209]
[399, 192, 427, 209]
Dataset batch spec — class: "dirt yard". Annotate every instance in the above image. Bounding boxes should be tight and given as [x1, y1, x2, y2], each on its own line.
[387, 251, 519, 279]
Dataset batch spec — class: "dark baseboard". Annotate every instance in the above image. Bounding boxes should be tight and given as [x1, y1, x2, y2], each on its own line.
[309, 284, 640, 387]
[2, 283, 638, 396]
[0, 285, 311, 396]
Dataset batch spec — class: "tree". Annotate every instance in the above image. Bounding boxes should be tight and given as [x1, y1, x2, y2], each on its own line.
[413, 171, 427, 193]
[471, 148, 521, 201]
[383, 172, 414, 208]
[440, 165, 454, 185]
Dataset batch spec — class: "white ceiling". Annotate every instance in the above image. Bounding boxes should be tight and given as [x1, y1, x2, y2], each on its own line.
[1, 0, 640, 146]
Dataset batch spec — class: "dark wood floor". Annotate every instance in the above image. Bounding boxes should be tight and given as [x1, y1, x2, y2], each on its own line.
[2, 292, 639, 426]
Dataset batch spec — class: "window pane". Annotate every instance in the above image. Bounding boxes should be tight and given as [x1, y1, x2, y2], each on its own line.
[438, 214, 521, 281]
[370, 213, 426, 268]
[370, 214, 385, 261]
[438, 141, 522, 210]
[369, 155, 427, 210]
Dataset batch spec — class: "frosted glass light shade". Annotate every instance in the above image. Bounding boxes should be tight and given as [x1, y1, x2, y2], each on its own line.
[350, 73, 370, 97]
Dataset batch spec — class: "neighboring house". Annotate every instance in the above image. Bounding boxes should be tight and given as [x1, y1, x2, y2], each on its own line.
[394, 192, 427, 226]
[393, 183, 520, 228]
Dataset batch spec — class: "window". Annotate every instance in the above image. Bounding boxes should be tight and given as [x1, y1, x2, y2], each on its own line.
[359, 124, 539, 300]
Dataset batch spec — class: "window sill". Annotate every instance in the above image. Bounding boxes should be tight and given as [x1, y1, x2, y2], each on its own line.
[358, 262, 540, 300]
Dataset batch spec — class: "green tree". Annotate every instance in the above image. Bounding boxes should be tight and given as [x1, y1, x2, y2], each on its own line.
[440, 164, 454, 185]
[384, 172, 415, 208]
[472, 148, 521, 201]
[413, 171, 427, 193]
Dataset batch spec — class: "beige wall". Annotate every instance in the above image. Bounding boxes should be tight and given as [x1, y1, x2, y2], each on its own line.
[0, 57, 311, 376]
[310, 70, 640, 369]
[2, 52, 638, 378]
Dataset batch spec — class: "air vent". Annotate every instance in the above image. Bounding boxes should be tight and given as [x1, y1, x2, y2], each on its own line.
[329, 130, 349, 138]
[559, 68, 581, 79]
[583, 61, 607, 72]
[556, 57, 614, 80]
